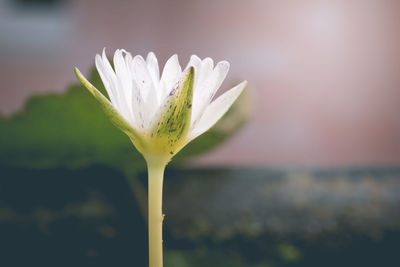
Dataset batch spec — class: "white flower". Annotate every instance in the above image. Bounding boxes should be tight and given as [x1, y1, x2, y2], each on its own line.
[75, 49, 247, 161]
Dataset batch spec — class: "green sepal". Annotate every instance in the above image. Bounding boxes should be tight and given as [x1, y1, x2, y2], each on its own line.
[74, 67, 146, 153]
[147, 67, 194, 156]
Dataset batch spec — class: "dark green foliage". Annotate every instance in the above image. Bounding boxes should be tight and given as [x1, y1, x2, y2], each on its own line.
[1, 165, 399, 267]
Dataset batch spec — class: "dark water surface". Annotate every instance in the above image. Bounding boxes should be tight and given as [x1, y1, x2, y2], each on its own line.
[0, 166, 399, 267]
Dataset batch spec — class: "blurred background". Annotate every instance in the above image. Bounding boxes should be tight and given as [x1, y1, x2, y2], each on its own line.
[1, 0, 400, 266]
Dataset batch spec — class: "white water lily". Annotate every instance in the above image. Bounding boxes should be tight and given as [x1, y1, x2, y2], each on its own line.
[75, 49, 246, 162]
[74, 49, 247, 267]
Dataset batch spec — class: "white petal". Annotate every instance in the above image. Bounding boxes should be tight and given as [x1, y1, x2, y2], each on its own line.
[160, 54, 182, 100]
[126, 55, 147, 128]
[114, 49, 129, 78]
[198, 57, 214, 83]
[95, 50, 119, 108]
[101, 48, 116, 79]
[95, 55, 114, 102]
[113, 49, 135, 125]
[191, 60, 230, 127]
[131, 79, 146, 131]
[189, 80, 247, 140]
[124, 53, 144, 129]
[146, 52, 160, 86]
[131, 55, 150, 99]
[209, 60, 230, 98]
[130, 55, 158, 128]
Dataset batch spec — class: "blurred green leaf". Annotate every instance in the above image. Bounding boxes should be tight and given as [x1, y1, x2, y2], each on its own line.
[0, 67, 139, 171]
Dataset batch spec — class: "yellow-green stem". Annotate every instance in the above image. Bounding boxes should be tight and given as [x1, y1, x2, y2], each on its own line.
[147, 160, 167, 267]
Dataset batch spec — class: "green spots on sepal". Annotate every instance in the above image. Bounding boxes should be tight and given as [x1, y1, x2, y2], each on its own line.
[147, 67, 194, 157]
[74, 67, 146, 153]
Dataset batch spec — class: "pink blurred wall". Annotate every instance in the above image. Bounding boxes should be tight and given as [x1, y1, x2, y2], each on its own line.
[1, 0, 400, 167]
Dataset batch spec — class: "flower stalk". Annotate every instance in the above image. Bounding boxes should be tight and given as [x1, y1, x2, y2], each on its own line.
[147, 159, 167, 267]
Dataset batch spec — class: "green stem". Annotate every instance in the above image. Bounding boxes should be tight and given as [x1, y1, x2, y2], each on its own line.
[147, 160, 167, 267]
